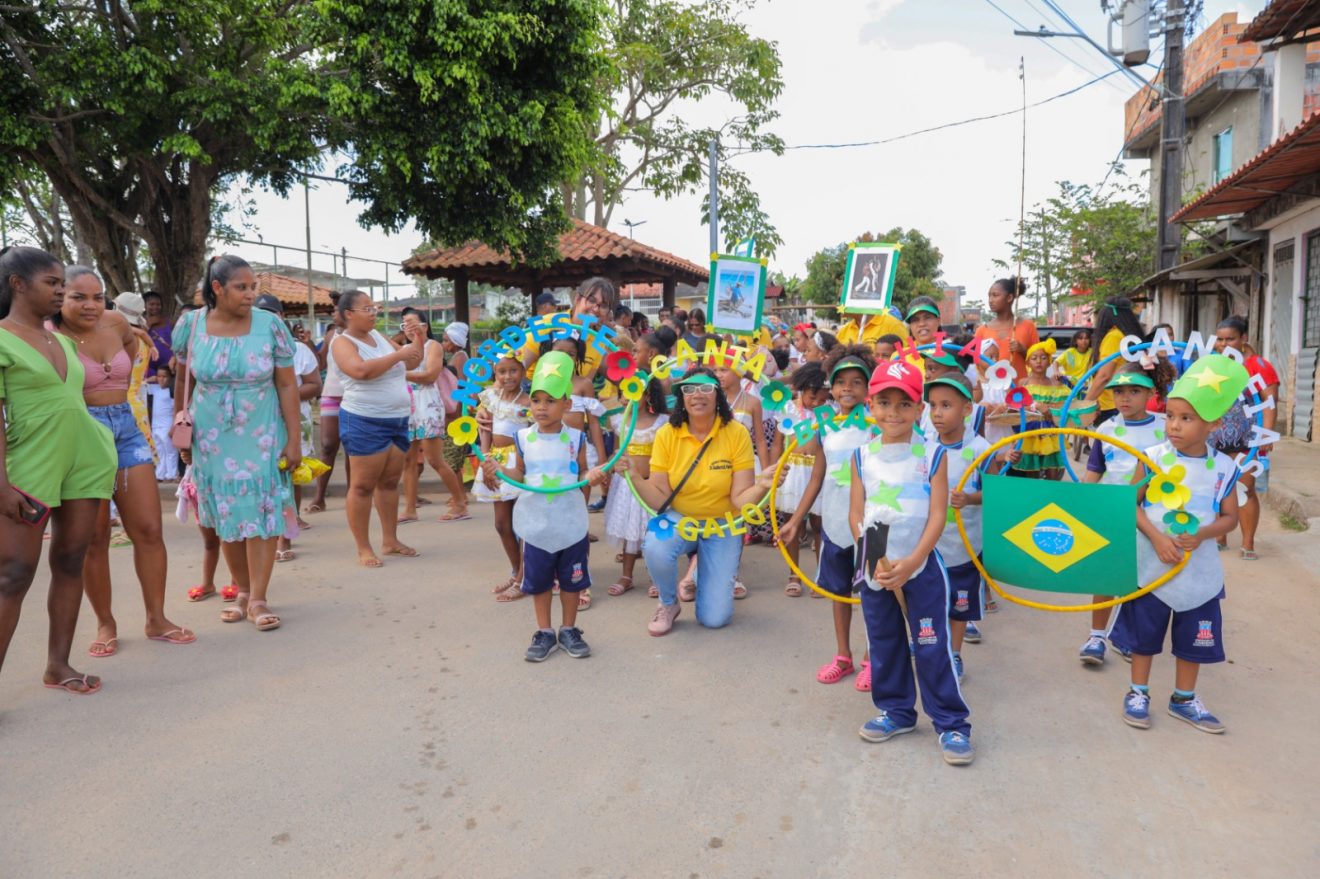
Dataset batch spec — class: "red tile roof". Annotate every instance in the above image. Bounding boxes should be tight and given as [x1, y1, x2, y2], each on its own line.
[1241, 0, 1320, 43]
[402, 219, 708, 286]
[193, 271, 336, 311]
[1172, 111, 1320, 221]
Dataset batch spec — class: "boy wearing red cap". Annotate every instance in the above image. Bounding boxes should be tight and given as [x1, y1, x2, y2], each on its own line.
[851, 359, 973, 766]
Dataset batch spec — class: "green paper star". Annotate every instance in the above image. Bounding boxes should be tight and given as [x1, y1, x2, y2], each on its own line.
[559, 432, 570, 443]
[867, 481, 903, 512]
[911, 443, 925, 457]
[540, 475, 564, 489]
[829, 462, 852, 486]
[1114, 425, 1127, 437]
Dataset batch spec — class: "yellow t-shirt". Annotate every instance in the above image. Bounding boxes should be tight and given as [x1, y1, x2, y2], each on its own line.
[1095, 328, 1123, 412]
[650, 417, 755, 519]
[835, 312, 909, 346]
[521, 337, 603, 379]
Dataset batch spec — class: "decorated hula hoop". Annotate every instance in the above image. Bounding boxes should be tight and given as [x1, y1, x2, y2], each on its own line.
[1054, 340, 1264, 484]
[769, 431, 861, 604]
[447, 316, 638, 494]
[953, 427, 1190, 613]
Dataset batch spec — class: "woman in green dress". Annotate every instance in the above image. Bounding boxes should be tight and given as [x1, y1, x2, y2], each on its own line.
[0, 246, 117, 696]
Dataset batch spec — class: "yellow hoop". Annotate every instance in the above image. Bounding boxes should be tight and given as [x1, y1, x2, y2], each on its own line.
[953, 427, 1190, 613]
[769, 433, 861, 604]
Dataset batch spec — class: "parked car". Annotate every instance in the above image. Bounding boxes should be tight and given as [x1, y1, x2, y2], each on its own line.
[1037, 325, 1090, 350]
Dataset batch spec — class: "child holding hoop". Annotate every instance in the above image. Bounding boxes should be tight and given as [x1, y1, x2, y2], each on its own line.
[780, 345, 877, 688]
[475, 353, 531, 601]
[1111, 355, 1247, 734]
[770, 363, 830, 597]
[1078, 364, 1165, 666]
[603, 378, 667, 598]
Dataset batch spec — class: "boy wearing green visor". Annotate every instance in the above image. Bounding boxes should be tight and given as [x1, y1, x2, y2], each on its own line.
[483, 351, 608, 662]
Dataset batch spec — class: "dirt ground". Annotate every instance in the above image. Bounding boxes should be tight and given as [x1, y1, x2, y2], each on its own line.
[1, 496, 1317, 878]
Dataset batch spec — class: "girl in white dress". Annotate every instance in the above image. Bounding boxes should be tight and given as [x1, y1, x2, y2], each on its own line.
[399, 310, 468, 523]
[602, 378, 667, 597]
[474, 354, 531, 600]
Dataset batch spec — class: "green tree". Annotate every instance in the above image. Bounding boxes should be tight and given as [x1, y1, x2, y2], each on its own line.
[800, 228, 944, 311]
[573, 0, 785, 255]
[0, 1, 606, 308]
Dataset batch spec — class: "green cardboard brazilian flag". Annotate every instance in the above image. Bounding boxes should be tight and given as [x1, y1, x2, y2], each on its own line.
[981, 474, 1137, 594]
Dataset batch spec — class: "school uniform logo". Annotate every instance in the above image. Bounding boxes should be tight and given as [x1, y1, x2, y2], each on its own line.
[954, 591, 969, 612]
[570, 563, 585, 584]
[709, 459, 732, 471]
[917, 617, 938, 645]
[1194, 620, 1215, 647]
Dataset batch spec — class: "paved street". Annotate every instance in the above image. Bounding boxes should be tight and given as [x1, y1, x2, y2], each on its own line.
[2, 497, 1317, 878]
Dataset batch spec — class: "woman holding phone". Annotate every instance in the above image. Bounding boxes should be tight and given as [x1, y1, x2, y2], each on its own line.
[0, 246, 117, 695]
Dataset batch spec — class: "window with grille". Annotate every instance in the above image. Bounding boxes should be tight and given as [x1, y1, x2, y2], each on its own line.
[1305, 231, 1320, 347]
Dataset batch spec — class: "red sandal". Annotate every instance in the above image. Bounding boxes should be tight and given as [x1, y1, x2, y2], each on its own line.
[816, 656, 855, 684]
[187, 585, 216, 602]
[220, 584, 240, 602]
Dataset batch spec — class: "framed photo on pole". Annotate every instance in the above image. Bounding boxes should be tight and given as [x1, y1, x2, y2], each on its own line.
[706, 253, 766, 335]
[839, 242, 901, 314]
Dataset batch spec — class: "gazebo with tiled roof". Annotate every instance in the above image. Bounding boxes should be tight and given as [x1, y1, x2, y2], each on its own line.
[401, 219, 709, 324]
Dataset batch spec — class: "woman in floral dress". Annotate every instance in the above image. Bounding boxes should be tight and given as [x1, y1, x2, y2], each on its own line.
[174, 254, 302, 632]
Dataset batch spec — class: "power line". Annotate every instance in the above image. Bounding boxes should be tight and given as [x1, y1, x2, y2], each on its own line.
[1039, 0, 1158, 93]
[727, 68, 1121, 156]
[982, 0, 1123, 91]
[1014, 0, 1132, 92]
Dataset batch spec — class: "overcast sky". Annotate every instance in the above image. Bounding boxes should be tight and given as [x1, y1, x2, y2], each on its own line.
[226, 0, 1260, 306]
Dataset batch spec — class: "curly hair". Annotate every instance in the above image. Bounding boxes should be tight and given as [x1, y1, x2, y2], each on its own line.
[668, 366, 734, 428]
[790, 361, 826, 392]
[820, 343, 877, 383]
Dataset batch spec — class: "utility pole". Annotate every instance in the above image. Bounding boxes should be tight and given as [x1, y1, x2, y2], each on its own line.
[303, 176, 315, 330]
[1156, 0, 1186, 272]
[708, 138, 719, 255]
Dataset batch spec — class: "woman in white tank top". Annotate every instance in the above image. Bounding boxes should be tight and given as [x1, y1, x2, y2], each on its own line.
[330, 291, 426, 568]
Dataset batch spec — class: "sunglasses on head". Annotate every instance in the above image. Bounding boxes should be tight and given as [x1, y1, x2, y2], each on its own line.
[680, 384, 716, 396]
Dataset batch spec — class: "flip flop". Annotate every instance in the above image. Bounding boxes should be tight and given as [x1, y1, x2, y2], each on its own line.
[44, 674, 101, 695]
[303, 502, 326, 514]
[275, 549, 296, 563]
[438, 510, 472, 522]
[397, 515, 420, 524]
[87, 638, 118, 658]
[148, 628, 196, 645]
[360, 556, 384, 568]
[495, 581, 526, 602]
[187, 585, 216, 602]
[384, 545, 419, 557]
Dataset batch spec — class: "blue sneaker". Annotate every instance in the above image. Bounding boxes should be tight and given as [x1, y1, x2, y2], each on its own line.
[1111, 640, 1133, 663]
[939, 731, 975, 765]
[964, 621, 982, 644]
[1168, 697, 1225, 734]
[952, 652, 964, 683]
[1079, 635, 1107, 666]
[1122, 688, 1151, 729]
[524, 630, 559, 663]
[588, 497, 607, 513]
[858, 712, 916, 743]
[557, 626, 591, 658]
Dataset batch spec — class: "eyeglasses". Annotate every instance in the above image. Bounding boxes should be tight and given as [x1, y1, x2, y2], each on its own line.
[680, 384, 717, 396]
[351, 305, 380, 315]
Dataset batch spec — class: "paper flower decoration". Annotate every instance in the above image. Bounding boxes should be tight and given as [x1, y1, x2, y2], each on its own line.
[647, 515, 675, 541]
[1163, 509, 1200, 535]
[984, 360, 1014, 390]
[620, 375, 646, 401]
[1147, 464, 1191, 511]
[760, 381, 791, 412]
[447, 415, 479, 445]
[605, 349, 638, 382]
[1005, 387, 1035, 411]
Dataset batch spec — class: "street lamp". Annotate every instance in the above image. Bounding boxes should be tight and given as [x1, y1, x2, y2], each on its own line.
[622, 218, 647, 239]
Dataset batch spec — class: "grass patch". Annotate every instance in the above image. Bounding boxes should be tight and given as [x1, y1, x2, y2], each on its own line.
[1280, 512, 1309, 532]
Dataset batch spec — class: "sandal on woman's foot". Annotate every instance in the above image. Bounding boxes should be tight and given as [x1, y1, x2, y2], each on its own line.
[1241, 549, 1259, 561]
[44, 674, 101, 695]
[187, 584, 216, 602]
[304, 502, 326, 514]
[438, 508, 471, 522]
[87, 638, 118, 658]
[854, 660, 872, 692]
[495, 581, 526, 602]
[148, 627, 196, 645]
[816, 656, 854, 684]
[578, 589, 593, 611]
[221, 594, 250, 623]
[492, 576, 518, 594]
[648, 583, 659, 599]
[248, 600, 281, 631]
[678, 578, 696, 602]
[275, 549, 296, 563]
[733, 581, 748, 600]
[397, 514, 419, 524]
[608, 576, 634, 597]
[784, 578, 803, 598]
[221, 584, 240, 602]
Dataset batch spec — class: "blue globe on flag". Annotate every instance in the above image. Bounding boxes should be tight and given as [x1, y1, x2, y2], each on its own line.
[1031, 518, 1075, 556]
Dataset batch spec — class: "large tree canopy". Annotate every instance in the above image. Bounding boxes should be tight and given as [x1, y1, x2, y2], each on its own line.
[0, 1, 606, 305]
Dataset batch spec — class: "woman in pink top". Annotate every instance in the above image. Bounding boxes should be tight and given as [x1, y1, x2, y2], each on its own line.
[55, 267, 193, 656]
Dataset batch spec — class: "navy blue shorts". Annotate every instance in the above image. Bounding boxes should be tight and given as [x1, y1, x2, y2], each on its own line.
[522, 536, 592, 595]
[816, 534, 856, 597]
[340, 409, 410, 457]
[946, 558, 984, 622]
[1109, 589, 1225, 663]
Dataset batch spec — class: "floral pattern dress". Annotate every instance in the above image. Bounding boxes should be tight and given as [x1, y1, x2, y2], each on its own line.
[175, 308, 297, 541]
